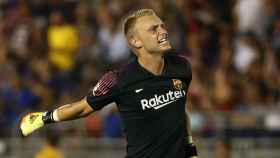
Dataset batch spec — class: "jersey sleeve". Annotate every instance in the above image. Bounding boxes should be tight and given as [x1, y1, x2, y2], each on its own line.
[86, 71, 119, 110]
[177, 54, 192, 83]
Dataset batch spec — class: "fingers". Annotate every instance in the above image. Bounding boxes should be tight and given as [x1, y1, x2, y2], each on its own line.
[19, 112, 44, 137]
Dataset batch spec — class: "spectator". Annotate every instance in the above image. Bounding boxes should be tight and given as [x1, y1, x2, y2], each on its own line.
[35, 132, 64, 158]
[48, 10, 79, 72]
[0, 0, 278, 139]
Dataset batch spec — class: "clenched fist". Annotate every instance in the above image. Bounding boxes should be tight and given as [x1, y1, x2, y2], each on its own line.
[20, 111, 55, 136]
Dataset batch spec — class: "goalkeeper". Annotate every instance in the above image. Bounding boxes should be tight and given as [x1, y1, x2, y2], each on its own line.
[20, 9, 198, 158]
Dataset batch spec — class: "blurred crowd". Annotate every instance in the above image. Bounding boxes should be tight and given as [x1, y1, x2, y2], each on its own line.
[0, 0, 279, 139]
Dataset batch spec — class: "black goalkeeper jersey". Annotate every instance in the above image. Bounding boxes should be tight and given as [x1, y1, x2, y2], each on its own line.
[86, 53, 192, 158]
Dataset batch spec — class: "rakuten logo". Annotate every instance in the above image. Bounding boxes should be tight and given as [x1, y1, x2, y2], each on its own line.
[140, 90, 186, 110]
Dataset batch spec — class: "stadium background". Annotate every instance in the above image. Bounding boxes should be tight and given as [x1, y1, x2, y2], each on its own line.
[0, 0, 279, 158]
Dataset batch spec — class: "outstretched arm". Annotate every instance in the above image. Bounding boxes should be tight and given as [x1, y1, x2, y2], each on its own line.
[20, 98, 94, 136]
[20, 71, 118, 137]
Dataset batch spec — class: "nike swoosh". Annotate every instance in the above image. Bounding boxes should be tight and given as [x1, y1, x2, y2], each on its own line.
[154, 100, 177, 109]
[135, 89, 143, 93]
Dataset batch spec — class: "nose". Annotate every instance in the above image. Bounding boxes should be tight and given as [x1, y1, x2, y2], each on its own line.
[157, 27, 168, 40]
[158, 25, 167, 35]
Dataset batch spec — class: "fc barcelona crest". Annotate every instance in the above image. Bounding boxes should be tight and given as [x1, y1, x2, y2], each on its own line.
[172, 79, 183, 90]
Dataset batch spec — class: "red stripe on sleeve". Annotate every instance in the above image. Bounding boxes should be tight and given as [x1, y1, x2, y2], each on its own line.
[92, 71, 118, 96]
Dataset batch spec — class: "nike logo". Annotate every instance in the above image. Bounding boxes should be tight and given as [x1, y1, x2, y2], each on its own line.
[135, 89, 143, 93]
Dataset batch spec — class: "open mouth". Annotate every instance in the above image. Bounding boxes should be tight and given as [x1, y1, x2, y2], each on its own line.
[158, 34, 169, 45]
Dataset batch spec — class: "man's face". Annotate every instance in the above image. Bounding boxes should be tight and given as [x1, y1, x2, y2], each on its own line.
[133, 15, 172, 54]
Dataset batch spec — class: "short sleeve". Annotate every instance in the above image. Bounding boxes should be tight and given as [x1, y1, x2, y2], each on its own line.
[177, 54, 192, 82]
[86, 71, 119, 110]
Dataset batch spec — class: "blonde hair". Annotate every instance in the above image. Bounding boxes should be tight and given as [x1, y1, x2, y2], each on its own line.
[123, 9, 156, 37]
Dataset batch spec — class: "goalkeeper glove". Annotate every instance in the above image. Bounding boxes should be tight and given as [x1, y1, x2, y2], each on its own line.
[185, 136, 198, 158]
[20, 111, 55, 137]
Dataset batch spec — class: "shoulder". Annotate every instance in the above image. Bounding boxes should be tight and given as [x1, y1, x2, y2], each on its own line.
[99, 58, 138, 83]
[91, 71, 119, 96]
[95, 59, 140, 90]
[164, 53, 192, 83]
[165, 53, 192, 72]
[165, 53, 191, 64]
[116, 59, 139, 76]
[115, 58, 145, 84]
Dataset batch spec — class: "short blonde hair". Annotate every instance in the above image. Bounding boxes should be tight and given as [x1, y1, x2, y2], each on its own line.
[123, 9, 156, 37]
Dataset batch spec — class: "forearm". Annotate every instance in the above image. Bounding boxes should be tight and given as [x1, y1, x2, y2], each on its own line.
[20, 99, 94, 136]
[54, 99, 93, 121]
[42, 99, 94, 124]
[185, 110, 193, 141]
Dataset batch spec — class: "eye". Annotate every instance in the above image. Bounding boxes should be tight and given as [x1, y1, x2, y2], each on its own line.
[161, 24, 167, 30]
[148, 25, 158, 33]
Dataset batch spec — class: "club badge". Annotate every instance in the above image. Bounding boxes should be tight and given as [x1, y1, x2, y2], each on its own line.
[172, 79, 183, 90]
[29, 114, 39, 124]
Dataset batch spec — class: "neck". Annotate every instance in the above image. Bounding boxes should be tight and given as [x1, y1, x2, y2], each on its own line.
[137, 52, 165, 76]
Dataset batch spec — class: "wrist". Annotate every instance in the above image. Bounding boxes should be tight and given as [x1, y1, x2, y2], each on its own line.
[188, 136, 193, 144]
[185, 136, 198, 158]
[184, 143, 198, 158]
[42, 110, 60, 124]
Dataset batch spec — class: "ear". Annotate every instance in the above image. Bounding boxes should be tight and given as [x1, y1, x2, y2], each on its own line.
[129, 36, 142, 49]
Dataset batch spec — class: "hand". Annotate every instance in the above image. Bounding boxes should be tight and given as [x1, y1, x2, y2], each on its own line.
[185, 143, 198, 158]
[185, 136, 198, 158]
[20, 112, 45, 136]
